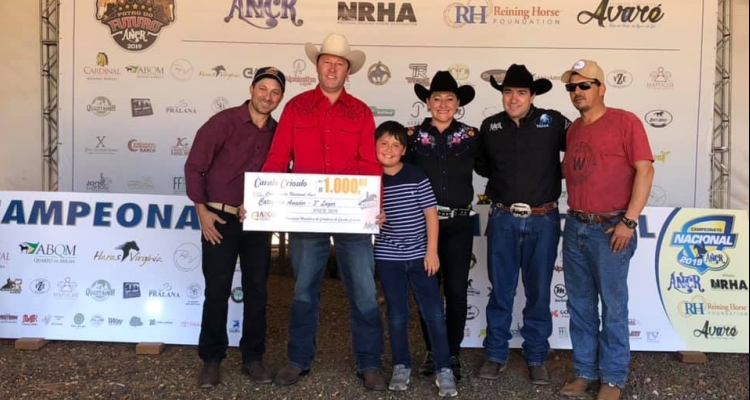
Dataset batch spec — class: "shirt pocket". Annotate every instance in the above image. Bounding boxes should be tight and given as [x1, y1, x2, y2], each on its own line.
[336, 126, 361, 154]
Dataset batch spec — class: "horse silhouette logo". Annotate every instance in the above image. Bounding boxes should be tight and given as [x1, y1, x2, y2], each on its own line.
[211, 65, 227, 77]
[367, 62, 391, 86]
[0, 278, 22, 293]
[358, 192, 378, 209]
[116, 241, 140, 262]
[18, 242, 38, 254]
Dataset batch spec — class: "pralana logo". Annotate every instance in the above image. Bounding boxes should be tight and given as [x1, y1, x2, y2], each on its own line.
[670, 216, 737, 274]
[95, 0, 176, 51]
[166, 100, 197, 115]
[644, 110, 673, 128]
[224, 0, 304, 29]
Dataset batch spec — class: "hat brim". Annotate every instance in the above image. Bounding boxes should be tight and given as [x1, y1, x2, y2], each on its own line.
[414, 84, 475, 106]
[489, 75, 552, 96]
[304, 42, 366, 75]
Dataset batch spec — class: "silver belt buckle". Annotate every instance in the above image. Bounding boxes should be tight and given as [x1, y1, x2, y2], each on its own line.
[436, 205, 452, 220]
[510, 203, 532, 218]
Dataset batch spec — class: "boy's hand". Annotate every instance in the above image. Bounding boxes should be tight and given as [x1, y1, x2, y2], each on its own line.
[376, 210, 386, 227]
[424, 251, 440, 276]
[238, 204, 246, 223]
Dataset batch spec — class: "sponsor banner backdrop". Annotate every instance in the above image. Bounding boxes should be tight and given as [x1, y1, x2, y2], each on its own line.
[58, 0, 715, 208]
[0, 191, 246, 345]
[1, 192, 746, 352]
[461, 206, 749, 353]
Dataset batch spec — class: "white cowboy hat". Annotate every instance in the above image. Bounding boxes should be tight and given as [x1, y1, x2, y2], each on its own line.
[304, 33, 366, 75]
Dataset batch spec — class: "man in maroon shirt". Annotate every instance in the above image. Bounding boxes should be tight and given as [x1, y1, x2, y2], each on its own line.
[262, 33, 387, 391]
[184, 66, 285, 389]
[558, 60, 654, 400]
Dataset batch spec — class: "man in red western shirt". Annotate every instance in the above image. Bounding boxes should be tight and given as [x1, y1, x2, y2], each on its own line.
[262, 33, 386, 391]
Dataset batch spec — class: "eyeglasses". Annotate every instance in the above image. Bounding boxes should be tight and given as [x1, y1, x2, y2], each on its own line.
[565, 81, 600, 92]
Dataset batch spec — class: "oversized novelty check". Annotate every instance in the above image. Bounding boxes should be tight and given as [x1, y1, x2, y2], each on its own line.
[242, 172, 381, 234]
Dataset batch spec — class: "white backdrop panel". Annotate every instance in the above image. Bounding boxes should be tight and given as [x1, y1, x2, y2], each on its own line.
[58, 0, 715, 208]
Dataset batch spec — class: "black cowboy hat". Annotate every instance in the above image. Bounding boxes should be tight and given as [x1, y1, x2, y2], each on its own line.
[414, 70, 475, 106]
[489, 64, 552, 95]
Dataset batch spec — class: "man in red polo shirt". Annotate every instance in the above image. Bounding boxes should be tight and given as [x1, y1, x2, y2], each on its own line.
[559, 59, 654, 400]
[262, 33, 386, 391]
[185, 67, 285, 389]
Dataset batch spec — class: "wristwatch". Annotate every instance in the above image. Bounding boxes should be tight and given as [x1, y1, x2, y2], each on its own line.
[621, 216, 638, 229]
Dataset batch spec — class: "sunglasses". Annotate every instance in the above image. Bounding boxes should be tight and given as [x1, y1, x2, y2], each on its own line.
[565, 81, 600, 92]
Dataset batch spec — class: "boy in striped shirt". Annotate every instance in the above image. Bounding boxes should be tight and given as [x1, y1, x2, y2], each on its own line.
[373, 120, 458, 397]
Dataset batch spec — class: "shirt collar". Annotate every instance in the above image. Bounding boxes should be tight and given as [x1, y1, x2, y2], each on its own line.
[500, 105, 538, 126]
[419, 117, 463, 134]
[312, 85, 355, 108]
[238, 100, 277, 130]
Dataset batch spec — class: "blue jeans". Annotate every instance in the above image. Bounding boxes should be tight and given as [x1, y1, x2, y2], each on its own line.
[483, 206, 560, 366]
[563, 217, 637, 388]
[377, 258, 450, 371]
[288, 232, 383, 372]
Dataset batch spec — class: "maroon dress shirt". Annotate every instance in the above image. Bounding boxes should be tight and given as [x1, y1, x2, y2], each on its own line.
[185, 100, 277, 206]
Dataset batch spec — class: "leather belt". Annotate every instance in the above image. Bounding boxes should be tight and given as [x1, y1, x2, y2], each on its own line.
[567, 209, 623, 224]
[494, 202, 557, 218]
[206, 202, 240, 216]
[436, 205, 475, 219]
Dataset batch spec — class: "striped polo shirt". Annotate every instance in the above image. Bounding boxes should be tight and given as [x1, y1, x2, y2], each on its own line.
[374, 163, 437, 261]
